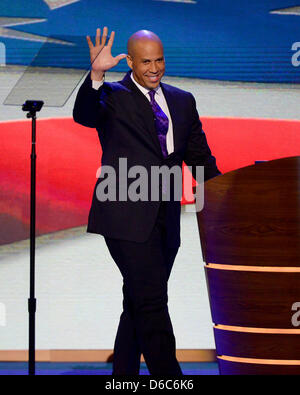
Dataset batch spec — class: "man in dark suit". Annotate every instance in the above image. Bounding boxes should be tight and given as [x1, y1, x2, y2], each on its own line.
[73, 27, 220, 375]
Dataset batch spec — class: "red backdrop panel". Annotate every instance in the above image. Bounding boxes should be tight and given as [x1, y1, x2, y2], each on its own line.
[1, 117, 300, 245]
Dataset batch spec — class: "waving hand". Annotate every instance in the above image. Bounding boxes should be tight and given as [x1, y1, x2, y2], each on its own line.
[86, 27, 127, 81]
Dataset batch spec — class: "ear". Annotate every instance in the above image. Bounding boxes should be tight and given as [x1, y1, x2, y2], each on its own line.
[126, 55, 133, 70]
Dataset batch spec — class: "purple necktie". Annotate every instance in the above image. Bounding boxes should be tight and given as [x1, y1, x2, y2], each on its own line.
[148, 90, 169, 158]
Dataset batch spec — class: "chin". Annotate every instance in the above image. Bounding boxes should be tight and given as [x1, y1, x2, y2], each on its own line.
[147, 81, 161, 89]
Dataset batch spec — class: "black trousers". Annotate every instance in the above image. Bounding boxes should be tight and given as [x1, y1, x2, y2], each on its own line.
[104, 202, 182, 375]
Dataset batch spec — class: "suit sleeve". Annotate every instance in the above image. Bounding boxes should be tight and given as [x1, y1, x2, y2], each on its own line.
[73, 72, 104, 128]
[183, 93, 221, 182]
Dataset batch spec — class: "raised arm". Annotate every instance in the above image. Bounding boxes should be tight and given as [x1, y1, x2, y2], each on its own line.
[73, 27, 126, 128]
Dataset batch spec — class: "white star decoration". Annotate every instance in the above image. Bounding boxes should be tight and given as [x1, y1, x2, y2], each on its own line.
[270, 6, 300, 16]
[43, 0, 80, 10]
[0, 17, 73, 45]
[0, 1, 79, 44]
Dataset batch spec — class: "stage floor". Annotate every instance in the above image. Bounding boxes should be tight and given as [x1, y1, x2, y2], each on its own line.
[0, 361, 219, 375]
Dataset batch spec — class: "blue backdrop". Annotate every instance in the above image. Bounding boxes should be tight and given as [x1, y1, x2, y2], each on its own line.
[0, 0, 299, 82]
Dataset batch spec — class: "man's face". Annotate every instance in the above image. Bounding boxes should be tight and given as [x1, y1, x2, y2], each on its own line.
[127, 39, 165, 89]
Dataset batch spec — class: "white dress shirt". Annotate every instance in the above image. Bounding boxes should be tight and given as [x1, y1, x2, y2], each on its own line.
[92, 73, 174, 155]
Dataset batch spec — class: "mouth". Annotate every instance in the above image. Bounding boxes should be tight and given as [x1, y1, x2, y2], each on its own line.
[146, 75, 161, 83]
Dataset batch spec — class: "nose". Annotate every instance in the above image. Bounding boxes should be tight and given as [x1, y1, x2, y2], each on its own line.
[149, 61, 158, 73]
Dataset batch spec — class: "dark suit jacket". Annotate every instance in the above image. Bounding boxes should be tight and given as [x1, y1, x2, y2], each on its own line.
[73, 71, 220, 246]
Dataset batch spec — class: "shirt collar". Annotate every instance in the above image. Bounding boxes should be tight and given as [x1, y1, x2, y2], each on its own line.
[130, 72, 162, 97]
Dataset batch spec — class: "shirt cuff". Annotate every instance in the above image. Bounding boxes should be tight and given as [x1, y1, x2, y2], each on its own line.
[92, 77, 104, 90]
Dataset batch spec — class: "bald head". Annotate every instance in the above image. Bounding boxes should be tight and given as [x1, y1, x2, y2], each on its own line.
[127, 30, 163, 57]
[126, 30, 165, 89]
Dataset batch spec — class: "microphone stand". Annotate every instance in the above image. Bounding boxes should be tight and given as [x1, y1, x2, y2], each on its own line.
[22, 100, 44, 376]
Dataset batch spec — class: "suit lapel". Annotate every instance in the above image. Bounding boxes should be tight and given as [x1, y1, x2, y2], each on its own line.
[120, 72, 163, 157]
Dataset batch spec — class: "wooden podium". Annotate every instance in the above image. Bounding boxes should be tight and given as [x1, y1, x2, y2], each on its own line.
[196, 156, 300, 375]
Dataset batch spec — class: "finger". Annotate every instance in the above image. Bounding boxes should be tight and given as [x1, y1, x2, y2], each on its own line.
[95, 28, 101, 47]
[101, 26, 108, 46]
[114, 53, 127, 63]
[86, 35, 93, 50]
[107, 30, 115, 47]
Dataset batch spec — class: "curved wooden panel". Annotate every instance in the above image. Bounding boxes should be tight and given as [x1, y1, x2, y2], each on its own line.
[197, 156, 300, 266]
[197, 157, 300, 374]
[214, 327, 300, 359]
[205, 266, 300, 328]
[218, 357, 300, 375]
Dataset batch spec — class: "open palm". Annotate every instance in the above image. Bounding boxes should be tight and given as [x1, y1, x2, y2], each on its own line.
[87, 27, 126, 76]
